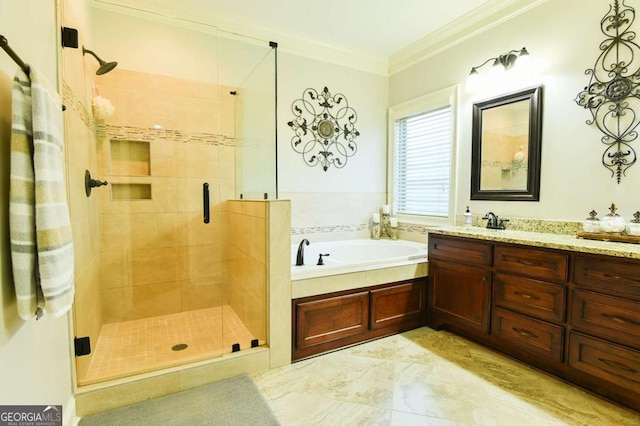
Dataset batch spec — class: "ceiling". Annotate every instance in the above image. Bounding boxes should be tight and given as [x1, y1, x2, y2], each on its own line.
[93, 0, 544, 74]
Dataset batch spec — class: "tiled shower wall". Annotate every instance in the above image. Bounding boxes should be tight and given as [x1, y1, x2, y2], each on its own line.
[95, 69, 237, 323]
[223, 201, 268, 343]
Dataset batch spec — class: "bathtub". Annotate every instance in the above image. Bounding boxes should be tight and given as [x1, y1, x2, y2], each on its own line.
[291, 238, 427, 280]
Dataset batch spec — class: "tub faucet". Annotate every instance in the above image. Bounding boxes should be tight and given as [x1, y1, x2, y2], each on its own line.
[295, 238, 310, 266]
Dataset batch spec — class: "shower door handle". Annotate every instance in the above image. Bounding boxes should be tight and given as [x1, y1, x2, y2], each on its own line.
[203, 182, 210, 224]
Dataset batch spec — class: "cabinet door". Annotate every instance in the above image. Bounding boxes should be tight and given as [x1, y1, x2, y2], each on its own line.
[294, 291, 369, 351]
[428, 260, 491, 333]
[370, 280, 426, 331]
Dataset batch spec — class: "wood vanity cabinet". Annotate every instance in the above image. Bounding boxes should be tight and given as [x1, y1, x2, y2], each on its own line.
[491, 245, 569, 364]
[292, 278, 427, 361]
[427, 236, 492, 336]
[569, 255, 640, 409]
[427, 233, 640, 413]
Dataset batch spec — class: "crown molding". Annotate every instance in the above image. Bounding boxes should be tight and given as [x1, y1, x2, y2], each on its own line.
[92, 0, 547, 77]
[389, 0, 549, 75]
[91, 0, 389, 75]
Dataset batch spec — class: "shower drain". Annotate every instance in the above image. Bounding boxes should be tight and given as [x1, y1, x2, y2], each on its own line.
[171, 343, 188, 351]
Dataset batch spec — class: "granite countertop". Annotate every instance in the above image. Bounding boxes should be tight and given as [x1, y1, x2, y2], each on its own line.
[426, 226, 640, 260]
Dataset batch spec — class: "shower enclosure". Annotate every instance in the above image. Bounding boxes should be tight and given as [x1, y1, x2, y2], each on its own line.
[65, 4, 277, 386]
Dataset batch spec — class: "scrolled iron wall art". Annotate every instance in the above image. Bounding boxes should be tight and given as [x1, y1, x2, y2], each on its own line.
[287, 86, 360, 171]
[575, 0, 640, 183]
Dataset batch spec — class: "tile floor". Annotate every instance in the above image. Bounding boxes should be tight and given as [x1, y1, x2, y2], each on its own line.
[252, 327, 640, 425]
[82, 305, 262, 384]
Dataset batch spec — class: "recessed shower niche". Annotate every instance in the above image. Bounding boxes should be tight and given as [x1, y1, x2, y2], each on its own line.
[110, 139, 150, 176]
[109, 139, 151, 200]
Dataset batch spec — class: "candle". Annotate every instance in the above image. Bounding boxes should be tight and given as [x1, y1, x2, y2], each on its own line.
[372, 213, 380, 223]
[390, 217, 398, 227]
[382, 205, 390, 214]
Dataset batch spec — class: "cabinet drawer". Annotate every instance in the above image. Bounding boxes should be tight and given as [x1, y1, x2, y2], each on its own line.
[493, 273, 566, 322]
[491, 307, 564, 362]
[574, 256, 640, 297]
[495, 246, 568, 281]
[428, 235, 492, 266]
[571, 290, 640, 350]
[294, 291, 369, 349]
[568, 332, 640, 394]
[370, 281, 425, 330]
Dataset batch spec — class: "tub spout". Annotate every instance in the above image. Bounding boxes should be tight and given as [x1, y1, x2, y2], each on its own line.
[295, 238, 310, 266]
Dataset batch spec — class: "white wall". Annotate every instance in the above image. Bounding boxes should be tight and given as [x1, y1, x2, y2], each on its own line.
[0, 0, 75, 423]
[278, 52, 389, 238]
[390, 0, 638, 222]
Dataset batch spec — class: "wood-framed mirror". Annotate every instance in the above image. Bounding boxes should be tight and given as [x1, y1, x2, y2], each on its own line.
[470, 85, 543, 201]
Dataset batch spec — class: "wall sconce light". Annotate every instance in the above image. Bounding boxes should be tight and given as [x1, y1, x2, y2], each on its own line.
[467, 47, 530, 88]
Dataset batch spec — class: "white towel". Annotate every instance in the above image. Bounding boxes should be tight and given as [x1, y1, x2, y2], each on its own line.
[9, 67, 74, 319]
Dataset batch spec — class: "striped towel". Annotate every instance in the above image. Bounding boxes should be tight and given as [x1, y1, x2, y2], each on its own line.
[9, 68, 74, 319]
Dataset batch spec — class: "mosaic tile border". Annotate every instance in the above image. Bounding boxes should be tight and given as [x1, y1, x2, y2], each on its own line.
[62, 80, 93, 130]
[292, 216, 583, 238]
[63, 80, 235, 147]
[291, 224, 368, 236]
[97, 125, 235, 146]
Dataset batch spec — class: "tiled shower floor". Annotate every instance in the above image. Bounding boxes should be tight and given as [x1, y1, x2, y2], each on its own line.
[81, 306, 261, 384]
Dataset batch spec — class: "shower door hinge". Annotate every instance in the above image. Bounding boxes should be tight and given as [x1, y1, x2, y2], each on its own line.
[74, 336, 91, 357]
[61, 27, 79, 48]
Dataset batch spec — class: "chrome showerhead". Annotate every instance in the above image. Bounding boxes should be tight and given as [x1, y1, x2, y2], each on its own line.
[82, 46, 118, 75]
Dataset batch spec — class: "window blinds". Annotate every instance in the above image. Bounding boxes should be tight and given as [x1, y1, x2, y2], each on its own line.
[395, 105, 452, 217]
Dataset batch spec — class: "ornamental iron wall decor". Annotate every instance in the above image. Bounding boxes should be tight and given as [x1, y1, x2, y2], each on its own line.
[575, 0, 640, 183]
[288, 86, 360, 171]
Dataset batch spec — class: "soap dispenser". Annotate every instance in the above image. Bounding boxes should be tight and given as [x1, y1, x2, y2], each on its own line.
[463, 206, 472, 227]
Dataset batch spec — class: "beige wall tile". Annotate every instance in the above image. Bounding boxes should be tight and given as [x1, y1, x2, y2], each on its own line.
[185, 143, 219, 178]
[130, 247, 184, 286]
[150, 140, 183, 178]
[100, 213, 159, 251]
[181, 281, 223, 311]
[128, 282, 181, 320]
[101, 287, 130, 324]
[182, 245, 222, 281]
[249, 215, 266, 261]
[100, 250, 129, 289]
[219, 146, 236, 180]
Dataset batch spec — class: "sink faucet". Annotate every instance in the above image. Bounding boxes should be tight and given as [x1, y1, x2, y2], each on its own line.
[483, 212, 499, 229]
[295, 238, 310, 266]
[482, 212, 509, 230]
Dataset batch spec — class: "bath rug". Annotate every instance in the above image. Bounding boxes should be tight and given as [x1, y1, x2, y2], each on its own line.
[78, 375, 280, 426]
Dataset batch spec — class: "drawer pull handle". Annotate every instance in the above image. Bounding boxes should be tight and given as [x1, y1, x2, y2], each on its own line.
[517, 259, 540, 267]
[601, 313, 640, 327]
[514, 291, 540, 300]
[602, 273, 623, 280]
[598, 357, 637, 374]
[601, 272, 640, 284]
[512, 327, 538, 339]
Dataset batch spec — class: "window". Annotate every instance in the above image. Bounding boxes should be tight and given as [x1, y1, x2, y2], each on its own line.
[388, 85, 457, 225]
